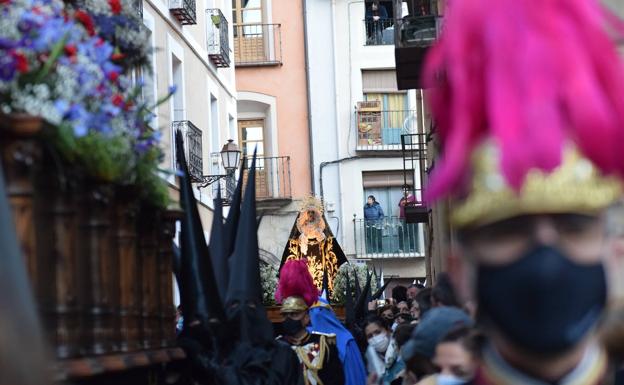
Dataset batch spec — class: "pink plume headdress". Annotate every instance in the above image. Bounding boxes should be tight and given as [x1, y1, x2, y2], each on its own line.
[423, 0, 624, 202]
[275, 259, 319, 307]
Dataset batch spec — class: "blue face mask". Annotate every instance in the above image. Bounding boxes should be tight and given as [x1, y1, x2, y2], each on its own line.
[437, 374, 466, 385]
[176, 316, 184, 332]
[477, 245, 606, 354]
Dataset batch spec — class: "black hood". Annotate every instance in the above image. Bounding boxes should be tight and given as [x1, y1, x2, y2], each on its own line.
[225, 152, 274, 344]
[208, 188, 228, 302]
[175, 129, 224, 325]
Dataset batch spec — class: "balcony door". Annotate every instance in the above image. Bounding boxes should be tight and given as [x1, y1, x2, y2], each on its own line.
[232, 0, 267, 64]
[238, 119, 269, 197]
[364, 92, 409, 145]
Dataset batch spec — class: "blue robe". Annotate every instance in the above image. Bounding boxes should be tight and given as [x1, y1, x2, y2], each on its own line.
[308, 299, 367, 385]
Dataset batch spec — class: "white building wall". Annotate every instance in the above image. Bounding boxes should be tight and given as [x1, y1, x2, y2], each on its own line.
[146, 0, 238, 216]
[306, 0, 425, 278]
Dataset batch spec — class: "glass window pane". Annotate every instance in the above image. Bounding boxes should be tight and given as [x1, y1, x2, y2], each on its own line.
[242, 9, 262, 24]
[255, 142, 264, 155]
[245, 126, 263, 141]
[243, 0, 261, 8]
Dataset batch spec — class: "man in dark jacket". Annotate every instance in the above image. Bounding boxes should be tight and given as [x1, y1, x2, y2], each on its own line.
[364, 195, 384, 253]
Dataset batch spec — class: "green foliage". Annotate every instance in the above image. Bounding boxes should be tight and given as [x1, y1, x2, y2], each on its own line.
[332, 263, 378, 305]
[260, 263, 279, 306]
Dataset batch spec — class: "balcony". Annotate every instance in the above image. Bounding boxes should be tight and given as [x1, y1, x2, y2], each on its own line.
[354, 217, 424, 258]
[393, 0, 443, 89]
[173, 120, 203, 182]
[234, 23, 282, 66]
[206, 9, 230, 68]
[364, 18, 395, 46]
[169, 0, 196, 25]
[209, 154, 292, 210]
[355, 103, 417, 151]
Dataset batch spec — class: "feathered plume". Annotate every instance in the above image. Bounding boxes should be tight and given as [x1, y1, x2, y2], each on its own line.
[423, 0, 624, 201]
[275, 259, 319, 307]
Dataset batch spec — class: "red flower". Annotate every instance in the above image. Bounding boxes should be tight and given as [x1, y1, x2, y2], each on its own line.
[75, 10, 95, 36]
[11, 51, 29, 73]
[108, 0, 122, 15]
[111, 52, 126, 62]
[107, 71, 119, 82]
[112, 94, 124, 107]
[64, 44, 77, 57]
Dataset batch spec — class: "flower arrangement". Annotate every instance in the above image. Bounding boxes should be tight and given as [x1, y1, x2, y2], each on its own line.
[260, 263, 278, 306]
[64, 0, 151, 71]
[332, 263, 378, 305]
[0, 0, 171, 207]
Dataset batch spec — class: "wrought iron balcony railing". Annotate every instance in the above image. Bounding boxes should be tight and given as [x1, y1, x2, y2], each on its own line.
[169, 0, 197, 25]
[364, 18, 395, 46]
[354, 217, 424, 258]
[208, 154, 292, 201]
[396, 15, 442, 48]
[245, 156, 291, 200]
[173, 120, 203, 182]
[206, 9, 230, 68]
[355, 108, 417, 151]
[233, 23, 282, 66]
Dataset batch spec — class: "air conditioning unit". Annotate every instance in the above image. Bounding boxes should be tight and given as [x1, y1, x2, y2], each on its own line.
[356, 101, 382, 146]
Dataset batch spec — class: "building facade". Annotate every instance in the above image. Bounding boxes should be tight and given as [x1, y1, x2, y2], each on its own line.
[305, 0, 430, 288]
[232, 0, 313, 265]
[142, 0, 238, 228]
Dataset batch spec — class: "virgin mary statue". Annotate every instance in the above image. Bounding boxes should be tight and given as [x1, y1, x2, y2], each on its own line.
[279, 197, 347, 297]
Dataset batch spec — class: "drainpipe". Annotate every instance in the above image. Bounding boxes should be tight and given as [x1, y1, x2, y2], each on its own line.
[302, 0, 316, 193]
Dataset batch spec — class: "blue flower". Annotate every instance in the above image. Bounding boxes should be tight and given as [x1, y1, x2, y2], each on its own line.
[0, 53, 17, 82]
[66, 104, 90, 137]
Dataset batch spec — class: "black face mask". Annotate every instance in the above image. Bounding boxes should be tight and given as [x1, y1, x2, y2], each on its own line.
[477, 245, 606, 354]
[282, 318, 304, 336]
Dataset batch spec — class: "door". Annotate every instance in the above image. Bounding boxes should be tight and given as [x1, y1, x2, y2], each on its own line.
[238, 119, 269, 198]
[232, 0, 266, 63]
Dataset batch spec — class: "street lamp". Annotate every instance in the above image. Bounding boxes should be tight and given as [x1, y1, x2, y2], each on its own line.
[220, 139, 241, 171]
[197, 139, 241, 203]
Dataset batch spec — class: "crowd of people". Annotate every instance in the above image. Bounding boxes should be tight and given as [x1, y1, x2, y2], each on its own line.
[359, 276, 479, 385]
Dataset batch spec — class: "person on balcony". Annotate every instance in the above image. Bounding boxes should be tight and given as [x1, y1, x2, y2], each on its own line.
[398, 191, 417, 253]
[364, 195, 384, 253]
[365, 1, 389, 44]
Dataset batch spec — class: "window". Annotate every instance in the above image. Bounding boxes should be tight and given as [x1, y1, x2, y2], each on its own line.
[171, 55, 184, 121]
[232, 0, 263, 37]
[362, 170, 414, 217]
[361, 170, 420, 255]
[210, 94, 219, 153]
[238, 119, 265, 166]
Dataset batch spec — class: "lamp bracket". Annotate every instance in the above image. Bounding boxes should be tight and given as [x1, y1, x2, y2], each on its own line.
[196, 174, 227, 190]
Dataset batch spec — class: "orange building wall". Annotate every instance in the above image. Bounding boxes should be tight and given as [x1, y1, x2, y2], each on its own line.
[235, 0, 312, 199]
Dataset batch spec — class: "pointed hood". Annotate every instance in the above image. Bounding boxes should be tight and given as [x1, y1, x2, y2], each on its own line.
[175, 129, 224, 324]
[320, 265, 330, 302]
[226, 151, 261, 305]
[372, 276, 392, 301]
[344, 271, 355, 328]
[355, 271, 372, 321]
[0, 163, 49, 384]
[223, 161, 244, 257]
[353, 267, 362, 303]
[209, 188, 228, 302]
